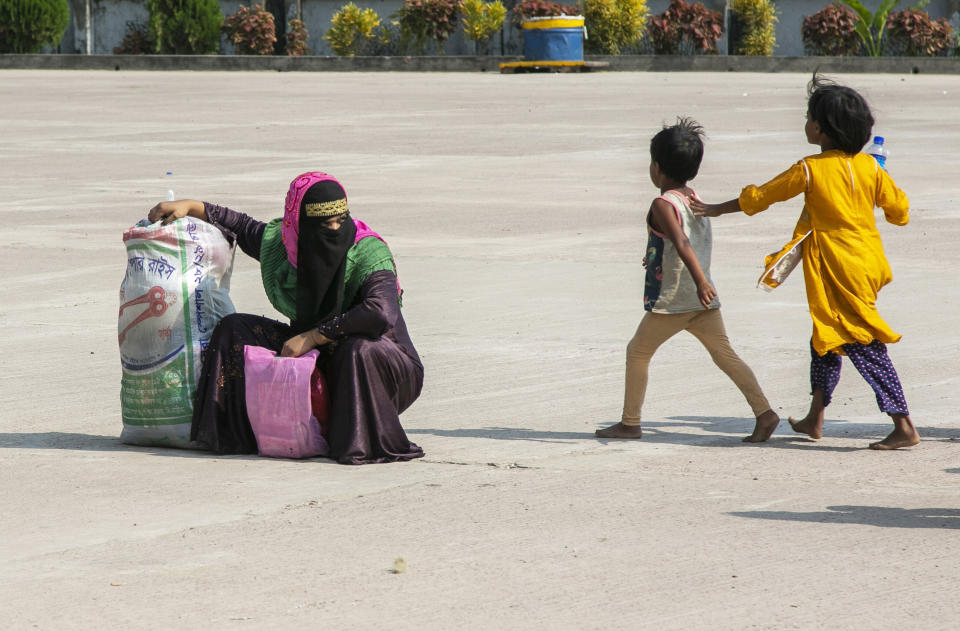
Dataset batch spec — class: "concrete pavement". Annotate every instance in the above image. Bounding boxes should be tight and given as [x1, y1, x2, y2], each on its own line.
[1, 69, 958, 629]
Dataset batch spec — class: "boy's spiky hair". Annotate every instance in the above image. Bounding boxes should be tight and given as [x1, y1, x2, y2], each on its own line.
[807, 72, 874, 154]
[650, 117, 705, 184]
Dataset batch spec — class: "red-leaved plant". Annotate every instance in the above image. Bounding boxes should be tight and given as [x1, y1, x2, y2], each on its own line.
[222, 4, 277, 55]
[646, 0, 723, 55]
[394, 0, 461, 54]
[285, 18, 310, 55]
[801, 2, 860, 56]
[510, 0, 580, 29]
[113, 21, 152, 54]
[886, 9, 953, 57]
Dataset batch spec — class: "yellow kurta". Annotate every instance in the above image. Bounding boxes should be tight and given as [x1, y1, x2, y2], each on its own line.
[739, 150, 909, 355]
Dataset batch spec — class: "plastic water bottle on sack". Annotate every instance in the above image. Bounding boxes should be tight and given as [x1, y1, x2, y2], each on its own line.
[166, 189, 175, 202]
[865, 136, 888, 170]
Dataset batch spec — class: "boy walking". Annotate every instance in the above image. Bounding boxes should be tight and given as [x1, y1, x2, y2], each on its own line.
[596, 118, 779, 442]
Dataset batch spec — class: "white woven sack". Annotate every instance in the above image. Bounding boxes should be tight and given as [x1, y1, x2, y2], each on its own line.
[118, 218, 235, 447]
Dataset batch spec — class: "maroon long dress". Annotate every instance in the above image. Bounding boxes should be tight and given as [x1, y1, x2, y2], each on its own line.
[190, 204, 424, 464]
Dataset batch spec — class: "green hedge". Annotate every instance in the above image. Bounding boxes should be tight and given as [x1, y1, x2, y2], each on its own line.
[147, 0, 223, 54]
[0, 0, 69, 54]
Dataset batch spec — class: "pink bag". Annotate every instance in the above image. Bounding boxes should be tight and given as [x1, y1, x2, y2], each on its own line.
[243, 346, 330, 459]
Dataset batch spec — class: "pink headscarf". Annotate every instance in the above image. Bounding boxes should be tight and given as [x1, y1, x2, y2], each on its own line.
[281, 172, 384, 268]
[282, 172, 343, 268]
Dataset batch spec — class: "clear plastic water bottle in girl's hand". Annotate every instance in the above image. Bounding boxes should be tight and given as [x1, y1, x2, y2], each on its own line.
[865, 136, 888, 169]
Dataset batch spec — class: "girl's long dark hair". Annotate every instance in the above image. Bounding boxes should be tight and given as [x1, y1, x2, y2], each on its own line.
[807, 73, 874, 154]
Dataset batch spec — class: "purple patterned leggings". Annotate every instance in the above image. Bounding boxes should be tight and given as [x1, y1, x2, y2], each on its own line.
[809, 340, 909, 415]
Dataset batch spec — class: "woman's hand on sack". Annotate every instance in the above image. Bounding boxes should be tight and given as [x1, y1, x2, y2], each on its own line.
[280, 329, 333, 357]
[148, 199, 207, 225]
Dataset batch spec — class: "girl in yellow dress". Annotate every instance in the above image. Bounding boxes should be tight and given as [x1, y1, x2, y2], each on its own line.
[692, 74, 918, 450]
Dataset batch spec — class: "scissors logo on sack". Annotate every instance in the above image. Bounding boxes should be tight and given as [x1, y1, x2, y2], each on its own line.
[118, 286, 174, 346]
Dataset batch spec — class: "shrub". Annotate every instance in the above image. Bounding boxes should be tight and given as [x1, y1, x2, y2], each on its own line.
[394, 0, 461, 53]
[325, 3, 384, 56]
[510, 0, 580, 30]
[0, 0, 69, 53]
[801, 2, 860, 55]
[731, 0, 777, 56]
[583, 0, 647, 55]
[646, 0, 722, 55]
[364, 21, 406, 55]
[840, 0, 902, 57]
[461, 0, 507, 54]
[285, 18, 310, 55]
[886, 9, 953, 56]
[113, 21, 153, 54]
[147, 0, 222, 54]
[952, 12, 960, 56]
[222, 4, 277, 55]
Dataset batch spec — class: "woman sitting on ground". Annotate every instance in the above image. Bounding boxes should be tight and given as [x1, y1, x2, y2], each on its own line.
[148, 172, 424, 464]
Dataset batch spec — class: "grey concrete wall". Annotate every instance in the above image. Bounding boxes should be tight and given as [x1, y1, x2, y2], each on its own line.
[53, 0, 960, 56]
[5, 52, 960, 73]
[61, 0, 147, 54]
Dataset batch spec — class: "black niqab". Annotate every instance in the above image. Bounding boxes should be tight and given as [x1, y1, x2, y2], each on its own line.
[293, 181, 357, 334]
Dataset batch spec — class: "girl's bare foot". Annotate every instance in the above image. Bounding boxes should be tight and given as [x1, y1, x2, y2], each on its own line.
[869, 414, 919, 450]
[743, 409, 780, 442]
[595, 422, 643, 439]
[788, 389, 825, 439]
[869, 430, 920, 450]
[788, 415, 823, 439]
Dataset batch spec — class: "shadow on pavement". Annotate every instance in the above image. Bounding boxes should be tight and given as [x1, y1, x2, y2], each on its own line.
[731, 505, 960, 530]
[408, 420, 859, 450]
[665, 415, 960, 446]
[406, 427, 591, 444]
[408, 419, 875, 450]
[0, 432, 296, 461]
[0, 432, 145, 451]
[648, 416, 861, 451]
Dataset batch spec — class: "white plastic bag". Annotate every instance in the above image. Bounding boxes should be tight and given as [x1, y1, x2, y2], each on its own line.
[118, 218, 235, 447]
[757, 231, 811, 292]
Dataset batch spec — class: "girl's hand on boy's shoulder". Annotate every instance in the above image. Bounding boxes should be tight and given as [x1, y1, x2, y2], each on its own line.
[691, 198, 742, 217]
[690, 198, 720, 217]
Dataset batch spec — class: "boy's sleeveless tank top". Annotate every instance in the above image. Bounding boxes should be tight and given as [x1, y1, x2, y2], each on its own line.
[643, 190, 719, 314]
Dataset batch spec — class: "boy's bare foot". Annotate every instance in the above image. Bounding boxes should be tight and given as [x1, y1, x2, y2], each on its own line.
[869, 414, 919, 450]
[743, 409, 780, 442]
[788, 389, 826, 439]
[595, 422, 643, 439]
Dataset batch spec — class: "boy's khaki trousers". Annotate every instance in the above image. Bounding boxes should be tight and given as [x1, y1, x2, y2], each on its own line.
[622, 308, 771, 425]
